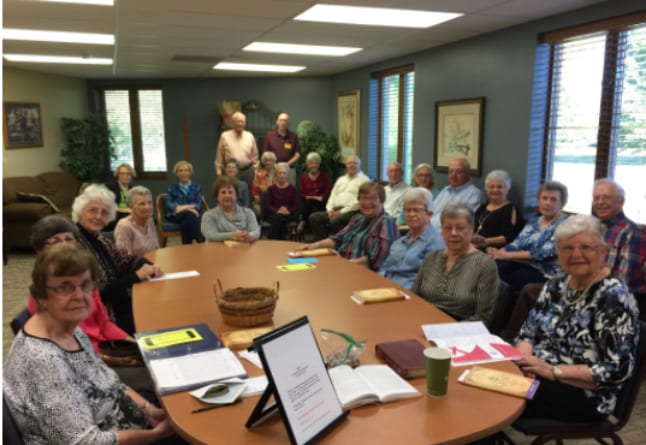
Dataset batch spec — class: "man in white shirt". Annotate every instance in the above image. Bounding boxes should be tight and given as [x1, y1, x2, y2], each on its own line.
[308, 154, 369, 240]
[215, 111, 259, 190]
[383, 162, 410, 219]
[431, 157, 484, 229]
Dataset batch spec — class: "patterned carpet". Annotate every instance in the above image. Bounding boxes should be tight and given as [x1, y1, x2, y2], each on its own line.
[3, 247, 645, 444]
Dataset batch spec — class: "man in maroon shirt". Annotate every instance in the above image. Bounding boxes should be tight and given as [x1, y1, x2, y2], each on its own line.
[262, 112, 301, 183]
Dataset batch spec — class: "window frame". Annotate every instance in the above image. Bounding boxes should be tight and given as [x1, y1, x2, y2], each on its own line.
[99, 86, 168, 180]
[369, 64, 415, 183]
[533, 11, 646, 213]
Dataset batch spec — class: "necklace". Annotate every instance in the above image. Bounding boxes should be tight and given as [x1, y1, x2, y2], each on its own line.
[476, 210, 491, 234]
[563, 269, 606, 306]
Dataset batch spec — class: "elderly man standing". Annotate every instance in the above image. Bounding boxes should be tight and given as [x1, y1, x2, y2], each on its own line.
[215, 111, 259, 190]
[431, 157, 484, 229]
[501, 178, 646, 341]
[308, 154, 369, 241]
[383, 162, 410, 219]
[262, 112, 300, 183]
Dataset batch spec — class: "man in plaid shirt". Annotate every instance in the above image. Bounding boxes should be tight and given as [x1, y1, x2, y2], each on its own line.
[592, 179, 645, 305]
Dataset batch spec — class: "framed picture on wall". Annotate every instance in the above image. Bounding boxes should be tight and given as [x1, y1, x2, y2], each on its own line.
[3, 102, 43, 149]
[337, 89, 360, 160]
[434, 97, 484, 176]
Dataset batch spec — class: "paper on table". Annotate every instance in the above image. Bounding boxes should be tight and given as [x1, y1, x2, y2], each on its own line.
[148, 347, 246, 394]
[147, 270, 200, 282]
[238, 349, 263, 369]
[240, 375, 269, 398]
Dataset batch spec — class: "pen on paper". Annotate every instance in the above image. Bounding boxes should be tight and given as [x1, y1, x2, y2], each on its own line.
[191, 399, 240, 414]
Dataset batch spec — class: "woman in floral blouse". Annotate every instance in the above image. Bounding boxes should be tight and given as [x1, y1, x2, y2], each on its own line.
[514, 214, 639, 422]
[487, 180, 569, 291]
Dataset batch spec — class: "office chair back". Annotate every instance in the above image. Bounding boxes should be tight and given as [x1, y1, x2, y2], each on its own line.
[509, 319, 646, 445]
[3, 395, 24, 445]
[489, 280, 514, 335]
[9, 309, 30, 336]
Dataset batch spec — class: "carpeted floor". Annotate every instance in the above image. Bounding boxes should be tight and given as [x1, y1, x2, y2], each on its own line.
[3, 246, 645, 444]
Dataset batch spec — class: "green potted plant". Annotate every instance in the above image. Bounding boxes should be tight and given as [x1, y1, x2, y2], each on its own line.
[296, 120, 342, 177]
[59, 114, 115, 183]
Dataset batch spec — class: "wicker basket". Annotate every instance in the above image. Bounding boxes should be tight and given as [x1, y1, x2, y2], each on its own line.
[214, 279, 279, 327]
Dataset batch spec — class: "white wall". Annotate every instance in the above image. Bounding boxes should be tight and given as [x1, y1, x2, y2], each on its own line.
[2, 67, 87, 177]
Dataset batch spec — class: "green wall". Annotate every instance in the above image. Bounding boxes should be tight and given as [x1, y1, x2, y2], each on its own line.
[85, 0, 642, 208]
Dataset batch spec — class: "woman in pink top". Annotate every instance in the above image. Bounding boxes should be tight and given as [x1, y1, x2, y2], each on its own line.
[26, 215, 136, 366]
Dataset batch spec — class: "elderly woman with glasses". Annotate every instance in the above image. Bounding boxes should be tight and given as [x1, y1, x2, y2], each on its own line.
[379, 188, 445, 289]
[298, 182, 399, 271]
[26, 216, 134, 358]
[412, 202, 499, 325]
[4, 244, 175, 444]
[298, 151, 331, 233]
[513, 214, 639, 423]
[166, 160, 205, 244]
[73, 184, 164, 335]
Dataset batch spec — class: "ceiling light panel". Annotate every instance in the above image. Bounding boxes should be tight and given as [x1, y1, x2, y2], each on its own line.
[3, 54, 112, 64]
[214, 62, 305, 73]
[2, 29, 115, 45]
[38, 0, 114, 5]
[294, 4, 462, 29]
[244, 42, 361, 57]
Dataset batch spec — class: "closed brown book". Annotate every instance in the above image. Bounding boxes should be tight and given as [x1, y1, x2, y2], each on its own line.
[352, 287, 406, 304]
[375, 339, 426, 379]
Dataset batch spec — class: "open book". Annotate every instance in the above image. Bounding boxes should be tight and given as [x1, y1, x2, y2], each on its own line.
[458, 366, 540, 399]
[421, 321, 523, 367]
[328, 364, 420, 410]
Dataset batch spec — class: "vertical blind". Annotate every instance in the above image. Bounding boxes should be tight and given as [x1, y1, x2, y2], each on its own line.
[104, 88, 167, 174]
[526, 14, 645, 223]
[369, 65, 415, 183]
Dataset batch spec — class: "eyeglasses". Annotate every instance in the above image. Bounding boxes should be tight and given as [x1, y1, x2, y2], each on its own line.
[46, 279, 95, 296]
[45, 236, 77, 246]
[403, 207, 426, 214]
[558, 244, 601, 255]
[441, 225, 470, 233]
[118, 171, 132, 176]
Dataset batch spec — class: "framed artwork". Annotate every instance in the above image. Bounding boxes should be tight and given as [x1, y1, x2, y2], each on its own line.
[337, 89, 360, 159]
[3, 102, 43, 149]
[434, 97, 484, 176]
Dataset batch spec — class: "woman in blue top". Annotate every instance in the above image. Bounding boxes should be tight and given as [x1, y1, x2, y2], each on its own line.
[165, 160, 204, 244]
[487, 180, 569, 292]
[380, 188, 445, 289]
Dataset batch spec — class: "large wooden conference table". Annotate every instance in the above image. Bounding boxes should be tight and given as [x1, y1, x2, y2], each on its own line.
[134, 241, 524, 445]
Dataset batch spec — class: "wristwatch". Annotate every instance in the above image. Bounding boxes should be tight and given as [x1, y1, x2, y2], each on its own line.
[551, 365, 563, 381]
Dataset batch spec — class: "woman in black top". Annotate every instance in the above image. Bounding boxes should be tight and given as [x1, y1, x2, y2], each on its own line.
[472, 169, 524, 249]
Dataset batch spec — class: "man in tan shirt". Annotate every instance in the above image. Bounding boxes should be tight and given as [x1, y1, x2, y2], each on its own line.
[215, 111, 259, 190]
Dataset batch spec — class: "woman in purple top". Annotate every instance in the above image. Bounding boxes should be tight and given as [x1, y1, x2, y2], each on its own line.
[265, 162, 299, 240]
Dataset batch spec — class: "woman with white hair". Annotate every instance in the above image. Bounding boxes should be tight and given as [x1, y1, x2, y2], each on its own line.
[298, 151, 331, 233]
[265, 162, 298, 239]
[251, 150, 277, 217]
[513, 214, 638, 423]
[73, 184, 163, 334]
[165, 160, 205, 244]
[472, 169, 524, 249]
[379, 188, 445, 289]
[114, 186, 159, 256]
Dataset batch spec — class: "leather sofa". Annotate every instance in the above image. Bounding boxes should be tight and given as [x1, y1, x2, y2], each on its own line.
[3, 171, 80, 249]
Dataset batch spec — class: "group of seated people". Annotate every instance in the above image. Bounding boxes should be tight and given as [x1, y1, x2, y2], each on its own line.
[3, 149, 644, 442]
